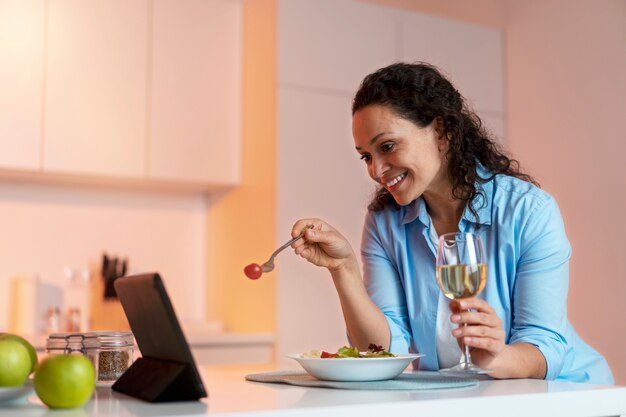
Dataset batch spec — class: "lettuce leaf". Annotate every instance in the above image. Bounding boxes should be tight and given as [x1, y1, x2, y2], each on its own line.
[335, 346, 361, 358]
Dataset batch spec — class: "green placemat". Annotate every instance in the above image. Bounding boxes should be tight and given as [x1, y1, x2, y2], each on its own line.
[245, 370, 478, 391]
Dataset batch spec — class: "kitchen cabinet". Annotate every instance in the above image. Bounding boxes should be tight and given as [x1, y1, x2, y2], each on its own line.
[276, 0, 398, 359]
[399, 13, 506, 143]
[400, 13, 504, 115]
[278, 0, 397, 93]
[188, 333, 273, 365]
[44, 0, 148, 178]
[276, 88, 373, 360]
[0, 0, 45, 171]
[1, 0, 241, 189]
[149, 0, 241, 185]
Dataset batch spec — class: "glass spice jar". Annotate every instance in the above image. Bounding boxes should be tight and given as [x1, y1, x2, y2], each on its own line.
[45, 332, 101, 379]
[95, 331, 134, 384]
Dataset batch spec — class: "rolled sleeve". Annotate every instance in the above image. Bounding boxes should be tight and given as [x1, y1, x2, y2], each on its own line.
[361, 212, 412, 354]
[510, 196, 571, 380]
[385, 315, 411, 353]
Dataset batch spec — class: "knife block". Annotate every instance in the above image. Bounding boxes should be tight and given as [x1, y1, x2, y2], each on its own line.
[89, 269, 129, 331]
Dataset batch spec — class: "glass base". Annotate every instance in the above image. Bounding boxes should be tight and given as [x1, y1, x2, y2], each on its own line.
[439, 362, 492, 375]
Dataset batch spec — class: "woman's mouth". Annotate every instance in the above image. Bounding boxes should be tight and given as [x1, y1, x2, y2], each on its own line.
[384, 172, 407, 191]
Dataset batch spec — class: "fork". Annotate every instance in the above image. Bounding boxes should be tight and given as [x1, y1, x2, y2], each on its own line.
[261, 225, 314, 272]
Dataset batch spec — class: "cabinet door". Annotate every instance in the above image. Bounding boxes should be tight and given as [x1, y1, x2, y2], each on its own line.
[43, 0, 148, 178]
[149, 0, 241, 185]
[276, 88, 374, 358]
[400, 14, 504, 143]
[0, 0, 45, 170]
[278, 0, 397, 93]
[400, 13, 504, 116]
[276, 0, 397, 359]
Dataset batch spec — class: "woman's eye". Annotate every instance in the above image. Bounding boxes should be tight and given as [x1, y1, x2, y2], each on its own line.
[381, 143, 395, 152]
[360, 154, 371, 162]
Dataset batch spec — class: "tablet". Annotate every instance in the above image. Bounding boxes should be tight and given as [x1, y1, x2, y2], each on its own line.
[112, 272, 207, 402]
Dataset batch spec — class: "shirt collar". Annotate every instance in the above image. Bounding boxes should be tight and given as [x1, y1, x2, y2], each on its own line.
[400, 165, 494, 227]
[401, 198, 423, 226]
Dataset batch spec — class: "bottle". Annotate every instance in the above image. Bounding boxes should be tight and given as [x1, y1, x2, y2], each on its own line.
[46, 307, 61, 333]
[64, 267, 91, 332]
[9, 274, 40, 335]
[66, 308, 81, 332]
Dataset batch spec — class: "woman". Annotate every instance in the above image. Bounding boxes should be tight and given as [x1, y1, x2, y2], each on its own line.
[291, 62, 613, 383]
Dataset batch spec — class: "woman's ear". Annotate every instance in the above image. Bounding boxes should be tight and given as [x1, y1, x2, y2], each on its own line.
[434, 117, 449, 152]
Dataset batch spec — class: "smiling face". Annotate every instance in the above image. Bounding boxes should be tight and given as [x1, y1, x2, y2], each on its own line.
[353, 104, 449, 206]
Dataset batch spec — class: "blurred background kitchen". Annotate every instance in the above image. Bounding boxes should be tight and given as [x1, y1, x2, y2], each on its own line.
[0, 0, 624, 384]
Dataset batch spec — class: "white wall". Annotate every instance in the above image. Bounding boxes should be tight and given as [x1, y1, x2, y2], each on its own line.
[0, 182, 207, 332]
[504, 0, 626, 385]
[276, 0, 504, 360]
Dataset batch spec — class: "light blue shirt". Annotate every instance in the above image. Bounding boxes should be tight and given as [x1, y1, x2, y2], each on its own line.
[361, 171, 614, 384]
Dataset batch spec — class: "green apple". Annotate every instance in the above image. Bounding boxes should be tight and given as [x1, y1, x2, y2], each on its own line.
[0, 333, 38, 373]
[34, 354, 96, 409]
[0, 339, 32, 387]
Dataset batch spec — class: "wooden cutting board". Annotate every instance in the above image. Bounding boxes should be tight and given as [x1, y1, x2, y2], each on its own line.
[89, 268, 129, 331]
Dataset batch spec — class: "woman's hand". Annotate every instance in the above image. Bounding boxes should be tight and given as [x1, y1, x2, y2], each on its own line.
[291, 218, 357, 273]
[449, 297, 506, 371]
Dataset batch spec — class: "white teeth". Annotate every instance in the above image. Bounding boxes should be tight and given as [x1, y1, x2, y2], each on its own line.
[386, 172, 407, 187]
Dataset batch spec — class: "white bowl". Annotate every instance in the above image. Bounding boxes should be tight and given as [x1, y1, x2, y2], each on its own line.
[288, 353, 424, 382]
[0, 380, 34, 404]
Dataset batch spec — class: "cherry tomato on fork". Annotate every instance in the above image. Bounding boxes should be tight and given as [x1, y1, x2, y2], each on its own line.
[244, 263, 263, 280]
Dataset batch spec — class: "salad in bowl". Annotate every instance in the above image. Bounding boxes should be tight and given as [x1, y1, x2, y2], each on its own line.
[290, 345, 423, 382]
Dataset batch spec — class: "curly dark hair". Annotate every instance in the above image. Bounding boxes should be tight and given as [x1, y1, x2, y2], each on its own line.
[352, 62, 537, 218]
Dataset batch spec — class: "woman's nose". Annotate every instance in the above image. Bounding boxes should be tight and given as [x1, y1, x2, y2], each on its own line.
[371, 157, 388, 180]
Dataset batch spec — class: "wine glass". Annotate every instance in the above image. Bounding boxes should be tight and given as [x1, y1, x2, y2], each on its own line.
[436, 232, 490, 374]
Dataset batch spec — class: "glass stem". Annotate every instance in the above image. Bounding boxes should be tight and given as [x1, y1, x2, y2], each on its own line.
[464, 342, 473, 366]
[460, 311, 473, 367]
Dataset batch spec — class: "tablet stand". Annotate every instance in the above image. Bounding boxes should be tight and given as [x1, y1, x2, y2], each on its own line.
[112, 357, 205, 402]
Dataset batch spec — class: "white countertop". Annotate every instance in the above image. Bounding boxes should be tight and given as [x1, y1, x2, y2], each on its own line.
[2, 365, 625, 417]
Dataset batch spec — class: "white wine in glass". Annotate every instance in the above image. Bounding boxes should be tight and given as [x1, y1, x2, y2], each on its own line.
[436, 232, 490, 374]
[437, 264, 486, 300]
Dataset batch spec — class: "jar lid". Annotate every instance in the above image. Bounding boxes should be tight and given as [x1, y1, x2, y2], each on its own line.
[46, 332, 101, 351]
[95, 330, 134, 347]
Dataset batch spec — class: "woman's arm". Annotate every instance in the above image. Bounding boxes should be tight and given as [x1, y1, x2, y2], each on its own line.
[490, 343, 546, 379]
[330, 259, 391, 351]
[449, 195, 570, 379]
[449, 297, 547, 378]
[291, 218, 391, 351]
